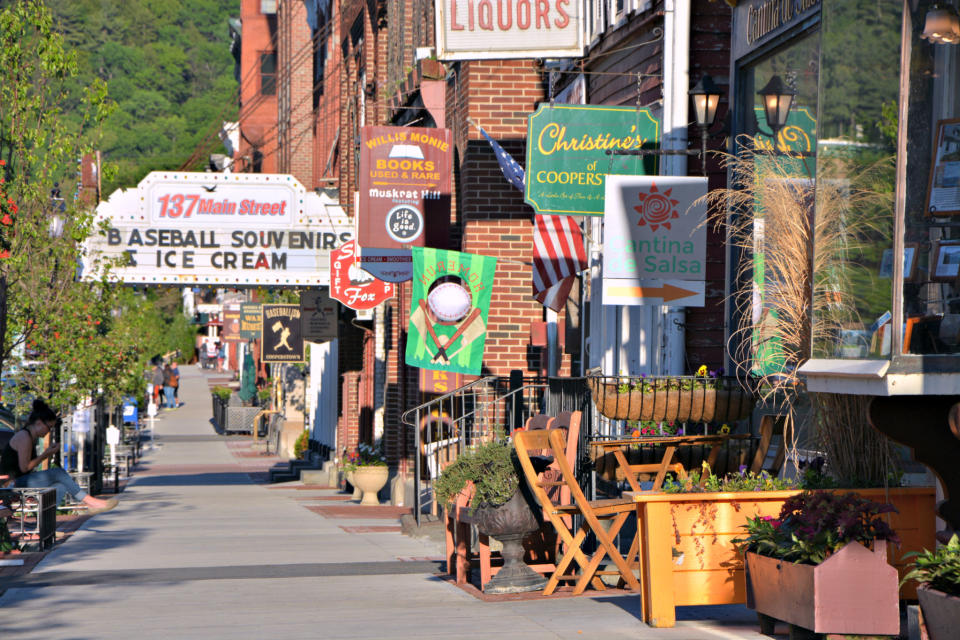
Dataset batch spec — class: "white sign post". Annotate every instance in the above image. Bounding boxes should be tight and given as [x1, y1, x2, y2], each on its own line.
[106, 425, 120, 467]
[602, 176, 708, 307]
[81, 173, 353, 287]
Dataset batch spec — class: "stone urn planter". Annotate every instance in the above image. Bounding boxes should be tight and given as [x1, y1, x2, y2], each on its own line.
[744, 541, 900, 636]
[344, 470, 361, 501]
[352, 466, 389, 505]
[470, 487, 548, 595]
[918, 585, 960, 640]
[588, 375, 755, 423]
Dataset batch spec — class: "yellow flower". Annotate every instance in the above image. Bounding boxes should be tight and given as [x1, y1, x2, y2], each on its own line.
[719, 424, 731, 434]
[696, 365, 708, 377]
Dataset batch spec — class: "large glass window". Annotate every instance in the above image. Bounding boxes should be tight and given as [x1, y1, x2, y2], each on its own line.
[901, 1, 960, 356]
[739, 32, 820, 377]
[811, 0, 901, 359]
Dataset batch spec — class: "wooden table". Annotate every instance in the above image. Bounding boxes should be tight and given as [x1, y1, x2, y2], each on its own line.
[589, 434, 751, 492]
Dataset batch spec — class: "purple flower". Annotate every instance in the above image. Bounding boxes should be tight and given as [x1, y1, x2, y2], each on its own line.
[676, 427, 684, 435]
[739, 465, 747, 475]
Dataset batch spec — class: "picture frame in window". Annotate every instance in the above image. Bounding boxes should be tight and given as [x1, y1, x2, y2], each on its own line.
[878, 243, 918, 280]
[926, 119, 960, 217]
[931, 242, 960, 281]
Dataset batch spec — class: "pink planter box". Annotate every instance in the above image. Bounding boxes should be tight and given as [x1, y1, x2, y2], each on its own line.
[744, 541, 899, 636]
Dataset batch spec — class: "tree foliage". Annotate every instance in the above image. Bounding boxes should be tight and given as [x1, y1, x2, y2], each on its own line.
[48, 0, 237, 193]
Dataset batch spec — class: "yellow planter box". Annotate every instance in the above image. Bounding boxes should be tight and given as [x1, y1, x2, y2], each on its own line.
[632, 486, 935, 628]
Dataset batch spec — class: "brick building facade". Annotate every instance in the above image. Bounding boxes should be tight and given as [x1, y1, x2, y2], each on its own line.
[233, 0, 733, 490]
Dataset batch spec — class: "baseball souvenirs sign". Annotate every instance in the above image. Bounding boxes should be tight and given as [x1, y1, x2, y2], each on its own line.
[261, 304, 305, 363]
[406, 247, 496, 376]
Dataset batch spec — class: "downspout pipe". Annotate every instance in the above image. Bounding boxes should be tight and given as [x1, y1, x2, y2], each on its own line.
[659, 0, 689, 376]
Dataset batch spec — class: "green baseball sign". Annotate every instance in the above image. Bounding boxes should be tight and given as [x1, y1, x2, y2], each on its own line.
[406, 247, 496, 376]
[525, 104, 661, 216]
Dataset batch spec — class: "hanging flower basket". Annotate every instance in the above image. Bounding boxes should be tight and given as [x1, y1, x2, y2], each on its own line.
[587, 375, 756, 423]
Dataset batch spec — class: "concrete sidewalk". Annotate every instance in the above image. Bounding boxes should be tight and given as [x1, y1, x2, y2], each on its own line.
[0, 366, 778, 639]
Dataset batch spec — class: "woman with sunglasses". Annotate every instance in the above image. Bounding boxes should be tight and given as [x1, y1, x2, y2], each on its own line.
[0, 399, 117, 514]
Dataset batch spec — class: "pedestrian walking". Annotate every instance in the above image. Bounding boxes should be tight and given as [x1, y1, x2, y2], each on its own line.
[217, 341, 226, 373]
[150, 361, 164, 407]
[162, 363, 176, 409]
[0, 399, 118, 512]
[170, 361, 181, 406]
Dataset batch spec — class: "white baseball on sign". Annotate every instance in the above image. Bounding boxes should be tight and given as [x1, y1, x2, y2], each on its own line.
[428, 282, 472, 322]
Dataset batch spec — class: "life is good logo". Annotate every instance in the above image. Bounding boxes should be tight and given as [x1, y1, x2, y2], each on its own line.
[633, 181, 679, 232]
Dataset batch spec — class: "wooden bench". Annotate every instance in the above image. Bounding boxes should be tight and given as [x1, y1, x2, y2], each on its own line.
[444, 410, 582, 590]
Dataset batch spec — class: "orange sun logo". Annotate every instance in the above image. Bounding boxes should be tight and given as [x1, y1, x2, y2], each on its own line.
[633, 181, 679, 232]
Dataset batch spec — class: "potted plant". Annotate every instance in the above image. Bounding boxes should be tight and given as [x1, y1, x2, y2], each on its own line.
[902, 534, 960, 640]
[435, 439, 548, 594]
[587, 368, 755, 424]
[343, 442, 388, 505]
[735, 490, 901, 637]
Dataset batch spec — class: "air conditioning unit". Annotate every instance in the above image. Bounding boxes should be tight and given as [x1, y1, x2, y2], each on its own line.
[355, 308, 373, 321]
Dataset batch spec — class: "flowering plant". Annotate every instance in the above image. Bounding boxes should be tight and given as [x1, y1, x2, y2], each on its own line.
[662, 462, 796, 494]
[343, 441, 386, 472]
[0, 159, 15, 260]
[733, 491, 899, 565]
[616, 366, 725, 394]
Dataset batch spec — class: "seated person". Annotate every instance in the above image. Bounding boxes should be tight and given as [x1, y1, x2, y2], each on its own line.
[0, 399, 118, 514]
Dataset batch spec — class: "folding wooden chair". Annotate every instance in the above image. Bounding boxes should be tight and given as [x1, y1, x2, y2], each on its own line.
[515, 427, 642, 596]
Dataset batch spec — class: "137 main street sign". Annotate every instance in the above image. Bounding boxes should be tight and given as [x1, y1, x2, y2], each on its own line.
[525, 104, 660, 216]
[81, 173, 353, 286]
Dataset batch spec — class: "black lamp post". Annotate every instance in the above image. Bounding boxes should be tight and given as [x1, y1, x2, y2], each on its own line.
[606, 74, 724, 176]
[757, 75, 795, 143]
[689, 74, 723, 173]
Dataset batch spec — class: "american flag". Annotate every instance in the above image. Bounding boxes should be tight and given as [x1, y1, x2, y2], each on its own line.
[478, 126, 588, 312]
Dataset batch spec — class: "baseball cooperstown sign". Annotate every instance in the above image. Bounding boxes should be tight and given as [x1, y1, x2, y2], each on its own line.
[81, 173, 353, 286]
[406, 247, 496, 376]
[261, 304, 305, 363]
[434, 0, 584, 60]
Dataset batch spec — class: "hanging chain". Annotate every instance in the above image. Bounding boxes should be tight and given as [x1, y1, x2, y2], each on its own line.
[636, 72, 642, 110]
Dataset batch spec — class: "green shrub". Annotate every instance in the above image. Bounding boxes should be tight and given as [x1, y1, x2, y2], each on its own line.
[211, 386, 232, 402]
[434, 439, 518, 510]
[902, 534, 960, 597]
[293, 430, 310, 460]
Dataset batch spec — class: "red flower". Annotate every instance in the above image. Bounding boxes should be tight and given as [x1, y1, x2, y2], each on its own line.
[0, 250, 10, 259]
[0, 159, 6, 166]
[1, 215, 11, 226]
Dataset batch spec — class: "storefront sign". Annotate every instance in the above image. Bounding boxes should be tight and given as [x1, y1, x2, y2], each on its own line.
[221, 303, 242, 342]
[261, 304, 304, 363]
[240, 303, 263, 338]
[300, 288, 338, 342]
[81, 172, 353, 286]
[356, 246, 413, 283]
[330, 240, 395, 310]
[602, 176, 707, 306]
[406, 247, 496, 376]
[733, 0, 820, 59]
[418, 368, 464, 394]
[434, 0, 584, 60]
[525, 105, 660, 216]
[357, 126, 451, 253]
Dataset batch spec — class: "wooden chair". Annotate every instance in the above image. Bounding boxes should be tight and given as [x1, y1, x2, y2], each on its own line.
[749, 414, 789, 475]
[515, 427, 642, 596]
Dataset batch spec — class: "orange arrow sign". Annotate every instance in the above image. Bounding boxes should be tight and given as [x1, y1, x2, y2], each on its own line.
[605, 283, 697, 302]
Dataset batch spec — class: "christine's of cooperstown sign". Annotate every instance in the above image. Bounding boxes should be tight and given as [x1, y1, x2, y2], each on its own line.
[81, 172, 353, 286]
[525, 105, 661, 216]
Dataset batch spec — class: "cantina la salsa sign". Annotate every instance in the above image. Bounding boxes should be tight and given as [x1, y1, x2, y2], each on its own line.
[81, 173, 353, 286]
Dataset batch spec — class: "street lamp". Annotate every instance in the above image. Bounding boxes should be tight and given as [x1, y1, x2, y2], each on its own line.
[606, 74, 724, 176]
[922, 3, 960, 44]
[689, 74, 723, 173]
[757, 75, 795, 143]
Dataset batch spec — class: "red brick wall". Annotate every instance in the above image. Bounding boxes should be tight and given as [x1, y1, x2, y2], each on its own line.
[277, 0, 314, 185]
[237, 0, 279, 173]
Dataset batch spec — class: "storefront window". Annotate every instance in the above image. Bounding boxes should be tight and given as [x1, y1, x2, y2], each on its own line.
[901, 1, 960, 356]
[740, 31, 820, 376]
[811, 0, 901, 359]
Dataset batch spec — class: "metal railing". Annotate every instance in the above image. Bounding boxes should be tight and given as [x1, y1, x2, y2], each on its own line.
[400, 375, 547, 524]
